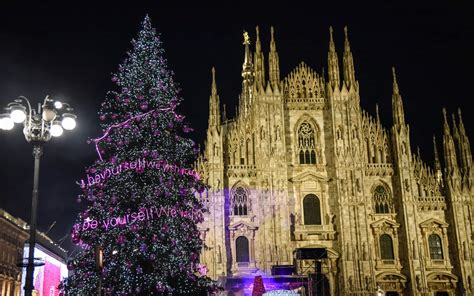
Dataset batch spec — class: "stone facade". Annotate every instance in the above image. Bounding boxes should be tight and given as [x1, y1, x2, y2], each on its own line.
[0, 209, 28, 296]
[196, 26, 474, 295]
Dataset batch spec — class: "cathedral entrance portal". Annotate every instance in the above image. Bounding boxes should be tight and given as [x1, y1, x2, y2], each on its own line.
[229, 221, 258, 274]
[236, 236, 249, 263]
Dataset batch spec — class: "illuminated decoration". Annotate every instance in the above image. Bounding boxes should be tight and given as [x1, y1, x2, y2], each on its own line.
[196, 263, 208, 276]
[91, 107, 170, 161]
[225, 276, 303, 296]
[72, 204, 203, 233]
[20, 245, 68, 296]
[60, 15, 216, 295]
[252, 275, 266, 296]
[263, 290, 299, 295]
[79, 157, 200, 188]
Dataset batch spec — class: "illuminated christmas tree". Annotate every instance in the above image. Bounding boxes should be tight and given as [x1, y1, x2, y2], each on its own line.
[60, 15, 215, 295]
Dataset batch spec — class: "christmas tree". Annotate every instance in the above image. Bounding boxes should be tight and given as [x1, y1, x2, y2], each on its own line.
[60, 16, 215, 295]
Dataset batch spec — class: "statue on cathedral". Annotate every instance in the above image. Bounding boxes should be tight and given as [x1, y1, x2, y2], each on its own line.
[243, 31, 250, 45]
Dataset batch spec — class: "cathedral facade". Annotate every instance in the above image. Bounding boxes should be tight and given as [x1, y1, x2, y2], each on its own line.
[196, 26, 473, 295]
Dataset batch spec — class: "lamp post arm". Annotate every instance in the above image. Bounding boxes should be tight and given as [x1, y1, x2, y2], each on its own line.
[18, 96, 34, 127]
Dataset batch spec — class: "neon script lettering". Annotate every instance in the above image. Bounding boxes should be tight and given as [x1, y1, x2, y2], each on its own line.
[74, 205, 203, 233]
[79, 158, 200, 188]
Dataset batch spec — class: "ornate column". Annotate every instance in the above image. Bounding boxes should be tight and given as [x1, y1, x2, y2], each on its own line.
[230, 229, 237, 273]
[5, 280, 11, 296]
[250, 236, 256, 268]
[1, 278, 6, 296]
[329, 257, 338, 296]
[14, 282, 20, 296]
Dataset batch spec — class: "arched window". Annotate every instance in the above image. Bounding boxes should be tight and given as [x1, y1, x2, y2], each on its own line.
[428, 234, 443, 259]
[232, 186, 249, 216]
[379, 234, 394, 260]
[236, 236, 249, 263]
[297, 121, 317, 164]
[303, 194, 321, 225]
[373, 185, 393, 214]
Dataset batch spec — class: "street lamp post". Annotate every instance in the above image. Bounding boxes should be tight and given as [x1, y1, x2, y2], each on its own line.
[0, 95, 77, 296]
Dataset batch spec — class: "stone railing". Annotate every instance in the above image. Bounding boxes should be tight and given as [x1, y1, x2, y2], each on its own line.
[225, 165, 257, 178]
[225, 164, 257, 170]
[365, 163, 394, 176]
[284, 97, 326, 110]
[417, 196, 447, 211]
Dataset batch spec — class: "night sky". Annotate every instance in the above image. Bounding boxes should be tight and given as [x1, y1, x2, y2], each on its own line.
[0, 2, 472, 253]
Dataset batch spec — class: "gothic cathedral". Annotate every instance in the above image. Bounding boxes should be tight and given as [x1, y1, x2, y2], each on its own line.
[196, 26, 473, 295]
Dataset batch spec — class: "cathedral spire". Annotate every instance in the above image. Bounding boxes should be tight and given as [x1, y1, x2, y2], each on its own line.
[268, 26, 280, 90]
[375, 104, 381, 123]
[391, 67, 406, 128]
[452, 113, 460, 141]
[433, 135, 442, 172]
[433, 135, 444, 185]
[442, 108, 459, 175]
[343, 26, 356, 87]
[241, 30, 254, 113]
[327, 26, 340, 89]
[211, 66, 217, 97]
[443, 108, 450, 136]
[208, 67, 221, 130]
[253, 26, 265, 88]
[242, 30, 253, 79]
[456, 108, 472, 172]
[222, 104, 227, 122]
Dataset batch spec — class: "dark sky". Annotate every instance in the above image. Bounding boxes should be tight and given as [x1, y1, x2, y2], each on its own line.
[0, 1, 473, 252]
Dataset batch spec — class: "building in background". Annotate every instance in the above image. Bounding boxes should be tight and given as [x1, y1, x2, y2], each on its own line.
[0, 209, 67, 296]
[0, 209, 28, 296]
[197, 26, 473, 295]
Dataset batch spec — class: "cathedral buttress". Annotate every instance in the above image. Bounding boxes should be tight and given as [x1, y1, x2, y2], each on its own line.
[443, 109, 460, 184]
[455, 109, 473, 189]
[389, 67, 421, 294]
[201, 67, 226, 278]
[442, 109, 473, 293]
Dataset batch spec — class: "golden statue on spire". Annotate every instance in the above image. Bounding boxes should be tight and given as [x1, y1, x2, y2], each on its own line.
[243, 31, 250, 45]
